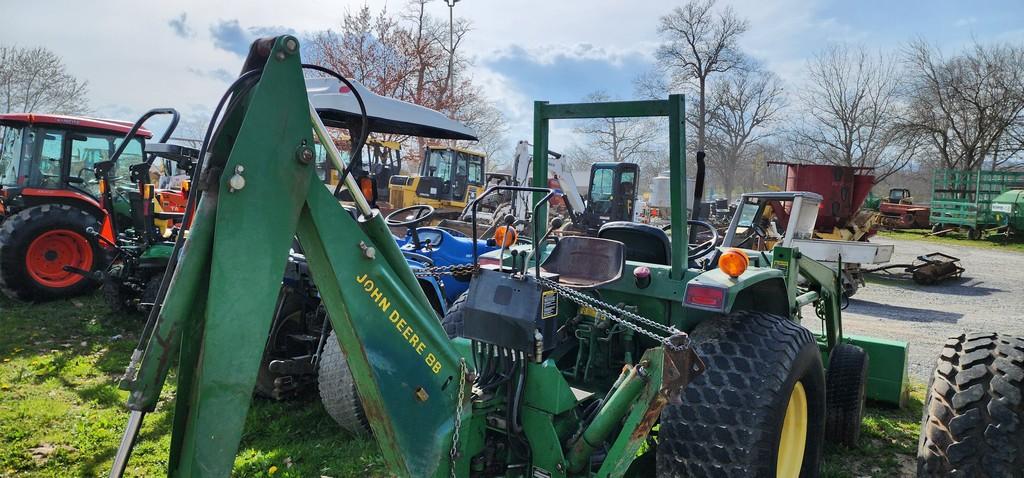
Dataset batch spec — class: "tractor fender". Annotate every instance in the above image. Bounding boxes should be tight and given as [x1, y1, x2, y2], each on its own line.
[17, 188, 115, 245]
[685, 267, 790, 317]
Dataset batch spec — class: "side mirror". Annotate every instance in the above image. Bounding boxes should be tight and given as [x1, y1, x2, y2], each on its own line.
[66, 176, 85, 184]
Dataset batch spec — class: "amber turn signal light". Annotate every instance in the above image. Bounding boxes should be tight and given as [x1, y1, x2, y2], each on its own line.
[493, 225, 518, 247]
[718, 249, 749, 278]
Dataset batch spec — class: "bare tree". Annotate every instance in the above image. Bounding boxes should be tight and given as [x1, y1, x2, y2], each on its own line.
[791, 44, 918, 182]
[705, 67, 785, 198]
[574, 90, 659, 164]
[0, 45, 89, 114]
[656, 0, 749, 151]
[306, 2, 503, 167]
[902, 40, 1024, 171]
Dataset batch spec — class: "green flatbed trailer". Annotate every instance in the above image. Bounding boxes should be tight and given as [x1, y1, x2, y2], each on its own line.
[930, 169, 1024, 236]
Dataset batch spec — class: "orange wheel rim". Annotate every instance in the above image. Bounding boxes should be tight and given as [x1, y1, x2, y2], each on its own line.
[25, 229, 93, 288]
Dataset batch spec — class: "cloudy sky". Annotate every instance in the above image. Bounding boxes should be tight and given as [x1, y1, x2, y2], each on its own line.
[3, 0, 1022, 156]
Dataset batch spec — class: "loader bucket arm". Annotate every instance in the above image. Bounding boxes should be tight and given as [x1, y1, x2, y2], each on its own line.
[114, 36, 469, 477]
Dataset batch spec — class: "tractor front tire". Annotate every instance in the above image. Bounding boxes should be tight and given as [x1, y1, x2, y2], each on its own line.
[102, 264, 135, 314]
[825, 343, 869, 448]
[657, 310, 826, 478]
[0, 204, 103, 301]
[318, 330, 371, 437]
[917, 333, 1024, 477]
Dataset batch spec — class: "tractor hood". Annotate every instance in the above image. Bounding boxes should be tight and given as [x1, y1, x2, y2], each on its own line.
[306, 77, 477, 141]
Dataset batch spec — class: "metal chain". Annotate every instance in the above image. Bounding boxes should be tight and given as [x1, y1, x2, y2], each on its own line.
[414, 263, 478, 278]
[536, 276, 689, 351]
[450, 358, 468, 478]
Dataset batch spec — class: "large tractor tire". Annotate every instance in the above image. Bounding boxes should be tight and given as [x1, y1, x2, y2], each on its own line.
[917, 333, 1024, 477]
[318, 292, 462, 436]
[0, 204, 103, 301]
[657, 310, 826, 477]
[318, 330, 371, 437]
[825, 343, 869, 447]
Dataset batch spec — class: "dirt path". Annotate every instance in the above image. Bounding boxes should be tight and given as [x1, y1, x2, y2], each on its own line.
[804, 236, 1024, 381]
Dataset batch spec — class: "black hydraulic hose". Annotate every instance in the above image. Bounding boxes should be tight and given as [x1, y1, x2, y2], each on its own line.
[692, 150, 706, 221]
[131, 70, 261, 352]
[301, 64, 369, 198]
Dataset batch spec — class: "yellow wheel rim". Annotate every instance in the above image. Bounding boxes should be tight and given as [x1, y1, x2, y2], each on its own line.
[776, 381, 808, 478]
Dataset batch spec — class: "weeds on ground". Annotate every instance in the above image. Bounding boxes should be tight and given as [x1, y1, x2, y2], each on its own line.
[1, 291, 924, 477]
[878, 229, 1024, 253]
[0, 292, 384, 477]
[822, 383, 925, 478]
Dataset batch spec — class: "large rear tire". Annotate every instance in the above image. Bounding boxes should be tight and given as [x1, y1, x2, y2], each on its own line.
[657, 310, 827, 477]
[318, 330, 371, 437]
[917, 333, 1024, 477]
[0, 204, 103, 301]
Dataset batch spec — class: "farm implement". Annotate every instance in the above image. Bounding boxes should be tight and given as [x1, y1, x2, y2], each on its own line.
[104, 36, 1024, 478]
[0, 109, 194, 300]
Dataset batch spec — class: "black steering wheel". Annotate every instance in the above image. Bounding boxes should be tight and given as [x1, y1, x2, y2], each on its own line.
[385, 204, 435, 227]
[386, 205, 435, 250]
[686, 220, 720, 260]
[663, 220, 721, 263]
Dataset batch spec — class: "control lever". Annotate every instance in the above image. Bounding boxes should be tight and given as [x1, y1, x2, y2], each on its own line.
[86, 227, 135, 258]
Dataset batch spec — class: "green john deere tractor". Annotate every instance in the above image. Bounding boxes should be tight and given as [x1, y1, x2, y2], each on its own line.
[108, 36, 1023, 478]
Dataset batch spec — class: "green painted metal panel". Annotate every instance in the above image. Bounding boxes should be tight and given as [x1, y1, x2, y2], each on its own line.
[298, 183, 469, 477]
[523, 360, 579, 415]
[532, 101, 550, 240]
[667, 94, 688, 280]
[140, 243, 173, 260]
[521, 408, 568, 478]
[169, 36, 315, 477]
[538, 100, 672, 119]
[818, 334, 910, 407]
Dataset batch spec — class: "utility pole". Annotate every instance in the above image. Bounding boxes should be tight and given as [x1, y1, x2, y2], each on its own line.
[445, 0, 460, 147]
[445, 0, 460, 107]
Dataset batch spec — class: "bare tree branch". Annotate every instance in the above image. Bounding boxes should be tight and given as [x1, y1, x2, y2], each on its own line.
[789, 44, 918, 182]
[902, 39, 1024, 170]
[0, 45, 89, 115]
[306, 1, 503, 167]
[705, 66, 786, 198]
[656, 0, 749, 150]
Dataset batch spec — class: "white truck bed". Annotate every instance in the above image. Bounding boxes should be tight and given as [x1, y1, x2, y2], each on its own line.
[790, 238, 894, 264]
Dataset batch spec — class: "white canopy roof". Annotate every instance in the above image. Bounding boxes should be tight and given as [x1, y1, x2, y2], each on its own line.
[306, 77, 477, 141]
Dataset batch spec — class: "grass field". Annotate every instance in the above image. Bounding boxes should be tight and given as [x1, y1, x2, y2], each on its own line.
[878, 228, 1024, 253]
[0, 292, 923, 478]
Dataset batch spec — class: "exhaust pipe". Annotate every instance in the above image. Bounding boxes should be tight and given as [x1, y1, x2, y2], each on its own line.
[691, 150, 705, 221]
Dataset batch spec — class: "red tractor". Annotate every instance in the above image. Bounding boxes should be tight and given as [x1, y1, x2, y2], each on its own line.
[0, 110, 190, 300]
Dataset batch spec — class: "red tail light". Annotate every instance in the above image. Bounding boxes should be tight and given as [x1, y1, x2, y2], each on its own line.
[684, 284, 727, 312]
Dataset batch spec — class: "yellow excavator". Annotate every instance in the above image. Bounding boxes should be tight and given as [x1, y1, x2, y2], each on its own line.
[388, 144, 487, 219]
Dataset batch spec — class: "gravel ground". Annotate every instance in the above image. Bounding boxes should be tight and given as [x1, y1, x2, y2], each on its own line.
[804, 236, 1024, 381]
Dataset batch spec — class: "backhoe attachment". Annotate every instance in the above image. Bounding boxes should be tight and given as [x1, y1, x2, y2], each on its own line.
[111, 35, 699, 478]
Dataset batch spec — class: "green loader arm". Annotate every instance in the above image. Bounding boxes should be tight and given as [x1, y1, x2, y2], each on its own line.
[115, 36, 469, 477]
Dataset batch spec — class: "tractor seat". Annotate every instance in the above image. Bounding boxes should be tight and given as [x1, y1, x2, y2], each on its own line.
[598, 221, 671, 266]
[540, 236, 624, 289]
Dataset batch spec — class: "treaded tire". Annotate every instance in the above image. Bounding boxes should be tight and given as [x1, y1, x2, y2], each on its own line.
[441, 291, 468, 338]
[137, 276, 162, 313]
[825, 343, 869, 447]
[917, 333, 1024, 477]
[0, 204, 103, 301]
[657, 310, 826, 477]
[318, 330, 371, 436]
[102, 264, 135, 314]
